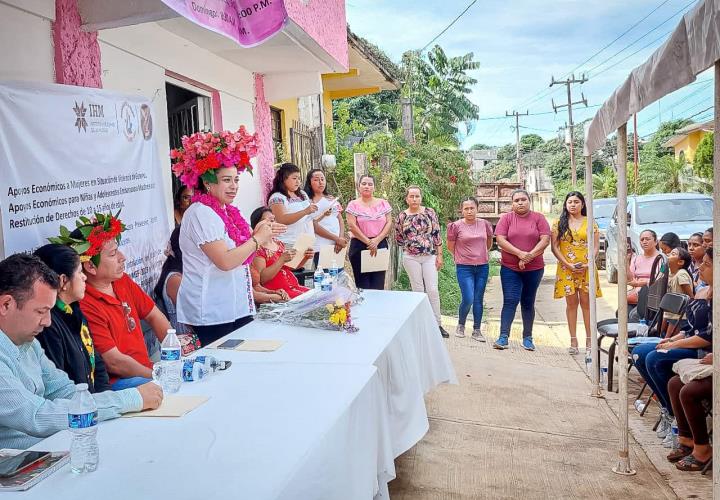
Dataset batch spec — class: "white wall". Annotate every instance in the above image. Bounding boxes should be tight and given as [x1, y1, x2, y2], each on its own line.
[0, 1, 55, 258]
[98, 22, 262, 220]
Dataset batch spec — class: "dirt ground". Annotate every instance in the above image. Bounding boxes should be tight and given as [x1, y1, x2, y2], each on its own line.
[388, 256, 712, 500]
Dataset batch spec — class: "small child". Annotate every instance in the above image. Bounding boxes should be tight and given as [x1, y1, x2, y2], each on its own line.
[662, 247, 693, 337]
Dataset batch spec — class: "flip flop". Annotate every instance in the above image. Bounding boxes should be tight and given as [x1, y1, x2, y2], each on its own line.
[676, 454, 710, 471]
[667, 445, 693, 463]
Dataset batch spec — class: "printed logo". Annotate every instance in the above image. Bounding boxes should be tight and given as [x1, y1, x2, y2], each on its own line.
[140, 104, 153, 140]
[120, 101, 137, 141]
[73, 101, 88, 132]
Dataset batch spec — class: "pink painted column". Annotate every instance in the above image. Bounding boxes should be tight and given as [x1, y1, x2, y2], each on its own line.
[253, 73, 275, 201]
[53, 0, 102, 88]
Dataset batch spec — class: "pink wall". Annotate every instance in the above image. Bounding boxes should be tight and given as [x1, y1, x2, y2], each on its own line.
[253, 74, 275, 201]
[284, 0, 348, 70]
[53, 0, 102, 87]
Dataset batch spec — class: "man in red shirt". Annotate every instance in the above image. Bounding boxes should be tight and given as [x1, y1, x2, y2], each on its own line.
[57, 213, 172, 390]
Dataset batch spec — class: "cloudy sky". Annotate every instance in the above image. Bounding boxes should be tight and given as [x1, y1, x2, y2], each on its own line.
[346, 0, 713, 148]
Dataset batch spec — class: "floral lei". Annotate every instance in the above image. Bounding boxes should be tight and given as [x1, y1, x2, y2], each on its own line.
[192, 192, 255, 265]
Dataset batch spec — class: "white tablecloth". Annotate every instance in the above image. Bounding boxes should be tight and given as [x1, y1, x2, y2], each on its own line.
[21, 364, 395, 500]
[211, 290, 458, 456]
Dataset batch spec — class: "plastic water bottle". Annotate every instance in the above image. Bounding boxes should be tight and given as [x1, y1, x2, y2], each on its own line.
[634, 399, 647, 413]
[314, 267, 325, 290]
[600, 363, 608, 386]
[637, 319, 649, 337]
[321, 272, 332, 291]
[68, 383, 98, 473]
[182, 355, 227, 382]
[159, 329, 182, 393]
[584, 350, 592, 375]
[329, 259, 340, 279]
[671, 418, 679, 448]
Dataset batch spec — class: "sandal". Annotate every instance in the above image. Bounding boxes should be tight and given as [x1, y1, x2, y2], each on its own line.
[667, 445, 693, 463]
[676, 454, 710, 471]
[568, 347, 579, 355]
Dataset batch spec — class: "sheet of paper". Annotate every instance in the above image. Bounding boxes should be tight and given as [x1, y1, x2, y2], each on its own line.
[312, 197, 335, 220]
[360, 248, 390, 273]
[317, 244, 347, 269]
[235, 339, 285, 352]
[287, 232, 316, 269]
[122, 395, 209, 418]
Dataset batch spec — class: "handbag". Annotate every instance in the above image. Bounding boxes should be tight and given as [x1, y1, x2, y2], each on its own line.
[672, 358, 713, 384]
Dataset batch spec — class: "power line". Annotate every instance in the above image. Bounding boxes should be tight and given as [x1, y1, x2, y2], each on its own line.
[588, 29, 673, 77]
[473, 104, 601, 121]
[420, 0, 477, 52]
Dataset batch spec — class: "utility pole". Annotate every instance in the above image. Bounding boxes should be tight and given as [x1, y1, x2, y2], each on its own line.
[551, 73, 588, 187]
[506, 110, 529, 185]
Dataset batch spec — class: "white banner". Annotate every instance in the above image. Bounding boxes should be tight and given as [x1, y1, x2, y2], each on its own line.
[0, 81, 170, 292]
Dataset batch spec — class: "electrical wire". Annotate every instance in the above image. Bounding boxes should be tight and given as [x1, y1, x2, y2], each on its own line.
[420, 0, 477, 53]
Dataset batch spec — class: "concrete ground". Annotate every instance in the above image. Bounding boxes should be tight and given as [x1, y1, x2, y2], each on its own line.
[388, 259, 712, 500]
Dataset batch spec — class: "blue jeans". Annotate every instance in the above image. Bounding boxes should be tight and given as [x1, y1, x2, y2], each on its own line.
[456, 264, 489, 329]
[111, 376, 152, 391]
[632, 343, 699, 415]
[499, 266, 544, 339]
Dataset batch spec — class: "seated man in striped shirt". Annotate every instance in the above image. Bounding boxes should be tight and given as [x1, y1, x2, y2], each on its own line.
[0, 254, 163, 450]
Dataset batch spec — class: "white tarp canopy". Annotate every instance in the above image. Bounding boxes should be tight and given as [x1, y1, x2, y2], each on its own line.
[584, 0, 720, 155]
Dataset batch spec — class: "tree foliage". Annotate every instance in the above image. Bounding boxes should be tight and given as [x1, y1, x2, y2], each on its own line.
[693, 132, 714, 179]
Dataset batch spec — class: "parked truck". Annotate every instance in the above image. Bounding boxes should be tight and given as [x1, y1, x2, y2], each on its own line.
[475, 182, 524, 228]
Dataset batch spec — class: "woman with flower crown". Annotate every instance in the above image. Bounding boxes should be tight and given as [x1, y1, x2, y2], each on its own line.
[171, 128, 285, 345]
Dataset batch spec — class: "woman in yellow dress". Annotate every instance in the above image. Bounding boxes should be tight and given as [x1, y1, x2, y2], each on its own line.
[551, 191, 602, 354]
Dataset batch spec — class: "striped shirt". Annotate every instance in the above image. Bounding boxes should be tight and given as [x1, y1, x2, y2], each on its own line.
[0, 329, 143, 450]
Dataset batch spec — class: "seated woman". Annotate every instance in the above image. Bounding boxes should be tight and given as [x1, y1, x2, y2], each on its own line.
[250, 207, 313, 299]
[659, 232, 682, 255]
[34, 243, 111, 393]
[153, 227, 201, 356]
[626, 229, 660, 307]
[660, 247, 694, 336]
[667, 353, 712, 471]
[250, 265, 289, 305]
[632, 247, 713, 446]
[687, 232, 706, 291]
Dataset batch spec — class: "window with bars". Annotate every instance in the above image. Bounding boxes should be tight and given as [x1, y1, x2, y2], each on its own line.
[270, 107, 283, 147]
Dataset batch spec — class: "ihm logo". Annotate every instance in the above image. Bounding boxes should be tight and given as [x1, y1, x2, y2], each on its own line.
[73, 101, 87, 132]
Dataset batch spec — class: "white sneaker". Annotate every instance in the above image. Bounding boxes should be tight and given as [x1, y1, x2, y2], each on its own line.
[455, 325, 466, 338]
[656, 409, 671, 439]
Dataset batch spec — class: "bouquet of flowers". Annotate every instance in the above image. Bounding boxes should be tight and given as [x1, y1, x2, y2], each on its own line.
[170, 126, 258, 188]
[256, 274, 361, 332]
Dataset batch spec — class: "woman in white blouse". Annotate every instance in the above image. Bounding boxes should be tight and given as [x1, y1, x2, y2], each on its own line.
[304, 168, 347, 264]
[178, 166, 284, 346]
[268, 163, 317, 247]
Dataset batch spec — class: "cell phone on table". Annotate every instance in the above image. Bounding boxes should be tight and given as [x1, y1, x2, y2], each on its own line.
[0, 451, 50, 477]
[216, 339, 245, 349]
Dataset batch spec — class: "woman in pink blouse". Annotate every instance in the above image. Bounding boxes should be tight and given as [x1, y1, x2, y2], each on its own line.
[346, 175, 393, 290]
[447, 197, 494, 341]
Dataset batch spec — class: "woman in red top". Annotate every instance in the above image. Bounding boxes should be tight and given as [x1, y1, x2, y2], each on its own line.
[250, 207, 312, 299]
[493, 189, 551, 351]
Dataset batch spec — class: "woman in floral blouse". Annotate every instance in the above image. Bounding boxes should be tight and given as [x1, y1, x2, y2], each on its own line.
[395, 186, 448, 337]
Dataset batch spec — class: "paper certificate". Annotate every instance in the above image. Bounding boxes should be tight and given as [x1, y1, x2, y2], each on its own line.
[313, 197, 335, 220]
[360, 248, 390, 273]
[123, 395, 209, 418]
[317, 244, 347, 269]
[287, 233, 316, 269]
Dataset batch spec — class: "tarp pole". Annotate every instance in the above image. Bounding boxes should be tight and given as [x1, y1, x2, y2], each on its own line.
[712, 61, 720, 496]
[613, 123, 635, 476]
[585, 155, 602, 397]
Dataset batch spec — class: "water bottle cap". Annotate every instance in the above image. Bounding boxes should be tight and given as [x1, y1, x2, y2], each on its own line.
[167, 328, 177, 335]
[75, 383, 89, 391]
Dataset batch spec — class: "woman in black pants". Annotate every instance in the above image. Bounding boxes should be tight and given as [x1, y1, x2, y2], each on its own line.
[345, 175, 393, 290]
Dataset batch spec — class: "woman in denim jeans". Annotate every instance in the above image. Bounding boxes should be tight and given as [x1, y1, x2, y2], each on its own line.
[395, 186, 448, 338]
[493, 190, 551, 351]
[447, 198, 493, 341]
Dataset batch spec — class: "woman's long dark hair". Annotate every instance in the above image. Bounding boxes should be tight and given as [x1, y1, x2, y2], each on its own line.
[304, 168, 329, 198]
[267, 163, 307, 203]
[153, 227, 183, 304]
[557, 191, 587, 243]
[34, 243, 80, 284]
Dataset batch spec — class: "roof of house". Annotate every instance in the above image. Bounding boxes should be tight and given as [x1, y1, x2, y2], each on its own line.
[662, 120, 714, 148]
[467, 149, 498, 161]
